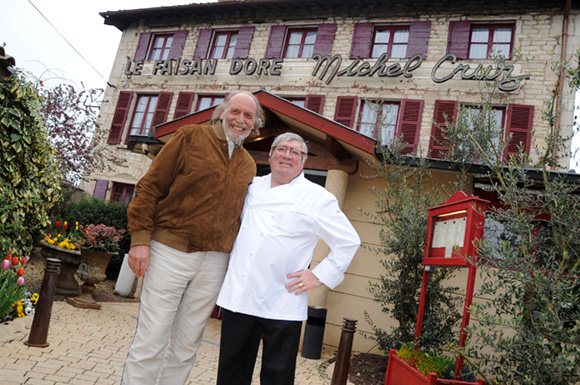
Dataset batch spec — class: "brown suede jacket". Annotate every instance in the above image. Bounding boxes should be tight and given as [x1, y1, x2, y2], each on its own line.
[127, 122, 256, 253]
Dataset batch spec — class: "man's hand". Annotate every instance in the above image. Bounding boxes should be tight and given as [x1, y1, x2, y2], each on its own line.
[286, 269, 322, 295]
[128, 245, 151, 277]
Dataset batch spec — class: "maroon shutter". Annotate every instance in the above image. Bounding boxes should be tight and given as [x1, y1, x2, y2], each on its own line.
[173, 92, 195, 119]
[334, 96, 358, 128]
[108, 91, 133, 144]
[93, 180, 109, 200]
[313, 23, 336, 56]
[395, 99, 424, 155]
[168, 30, 188, 60]
[429, 100, 458, 158]
[504, 104, 533, 159]
[193, 28, 213, 59]
[134, 32, 152, 61]
[406, 21, 431, 58]
[350, 23, 373, 59]
[233, 26, 255, 59]
[265, 26, 287, 58]
[447, 21, 471, 59]
[305, 95, 325, 114]
[152, 92, 174, 128]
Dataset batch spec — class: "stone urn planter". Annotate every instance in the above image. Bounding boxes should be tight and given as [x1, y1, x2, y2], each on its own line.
[39, 240, 81, 295]
[67, 248, 116, 310]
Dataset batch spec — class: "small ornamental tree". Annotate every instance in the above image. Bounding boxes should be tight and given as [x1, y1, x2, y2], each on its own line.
[39, 83, 125, 185]
[0, 73, 62, 257]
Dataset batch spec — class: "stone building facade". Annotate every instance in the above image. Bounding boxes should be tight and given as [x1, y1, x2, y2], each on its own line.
[81, 0, 579, 353]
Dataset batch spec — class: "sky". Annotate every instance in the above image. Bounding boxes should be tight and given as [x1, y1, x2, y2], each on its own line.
[0, 0, 216, 90]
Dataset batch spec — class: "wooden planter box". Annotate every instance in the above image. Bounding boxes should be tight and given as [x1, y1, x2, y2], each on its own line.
[384, 349, 485, 385]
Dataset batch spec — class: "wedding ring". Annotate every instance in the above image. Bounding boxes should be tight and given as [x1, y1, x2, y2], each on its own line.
[298, 282, 304, 288]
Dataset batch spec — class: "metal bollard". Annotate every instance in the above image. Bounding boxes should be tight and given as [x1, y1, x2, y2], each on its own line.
[330, 317, 357, 385]
[24, 258, 61, 348]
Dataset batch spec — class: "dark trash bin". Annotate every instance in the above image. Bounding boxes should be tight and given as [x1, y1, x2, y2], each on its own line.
[301, 306, 327, 359]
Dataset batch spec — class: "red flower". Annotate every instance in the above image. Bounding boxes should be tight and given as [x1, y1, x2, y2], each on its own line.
[17, 268, 24, 276]
[11, 256, 19, 266]
[55, 221, 61, 227]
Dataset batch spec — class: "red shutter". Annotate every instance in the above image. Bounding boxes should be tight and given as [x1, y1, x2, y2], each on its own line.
[395, 99, 424, 155]
[152, 92, 174, 128]
[350, 23, 373, 59]
[168, 30, 188, 60]
[93, 180, 109, 200]
[334, 96, 358, 128]
[233, 26, 255, 59]
[406, 21, 431, 58]
[265, 26, 287, 58]
[429, 100, 458, 159]
[107, 91, 133, 144]
[447, 21, 471, 59]
[193, 28, 213, 59]
[504, 104, 533, 159]
[134, 32, 152, 61]
[305, 95, 325, 114]
[313, 23, 337, 56]
[173, 92, 195, 119]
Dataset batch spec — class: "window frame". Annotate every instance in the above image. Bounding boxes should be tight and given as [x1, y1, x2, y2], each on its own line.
[371, 25, 410, 59]
[468, 23, 515, 60]
[357, 99, 401, 146]
[209, 30, 239, 59]
[148, 34, 174, 61]
[110, 183, 135, 205]
[283, 27, 318, 58]
[129, 94, 159, 137]
[196, 95, 225, 112]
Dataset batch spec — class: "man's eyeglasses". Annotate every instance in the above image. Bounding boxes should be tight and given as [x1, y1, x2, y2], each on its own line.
[271, 145, 306, 159]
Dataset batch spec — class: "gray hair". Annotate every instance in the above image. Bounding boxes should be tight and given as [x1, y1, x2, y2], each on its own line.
[270, 132, 308, 164]
[211, 90, 264, 131]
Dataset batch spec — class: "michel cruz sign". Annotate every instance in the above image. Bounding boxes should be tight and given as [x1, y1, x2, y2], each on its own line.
[124, 53, 530, 92]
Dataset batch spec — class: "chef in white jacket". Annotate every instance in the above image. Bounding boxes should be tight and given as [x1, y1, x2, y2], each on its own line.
[216, 132, 361, 385]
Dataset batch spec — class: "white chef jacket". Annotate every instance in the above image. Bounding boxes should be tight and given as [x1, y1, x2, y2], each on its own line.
[216, 172, 361, 321]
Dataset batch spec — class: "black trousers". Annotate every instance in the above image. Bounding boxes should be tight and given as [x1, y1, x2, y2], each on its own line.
[216, 309, 302, 385]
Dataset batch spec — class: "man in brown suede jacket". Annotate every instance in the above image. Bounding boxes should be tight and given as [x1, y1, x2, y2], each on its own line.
[122, 91, 264, 385]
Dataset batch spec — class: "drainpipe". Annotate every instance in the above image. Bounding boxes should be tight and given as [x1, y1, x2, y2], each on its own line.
[553, 0, 571, 168]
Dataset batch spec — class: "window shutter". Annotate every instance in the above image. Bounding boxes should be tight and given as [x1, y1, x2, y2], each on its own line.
[334, 96, 358, 128]
[305, 95, 325, 114]
[350, 23, 373, 59]
[168, 30, 188, 60]
[134, 32, 152, 61]
[152, 92, 174, 128]
[313, 23, 337, 56]
[429, 100, 458, 158]
[173, 92, 195, 119]
[193, 28, 213, 59]
[396, 99, 424, 155]
[406, 21, 431, 58]
[108, 91, 133, 144]
[504, 104, 533, 159]
[93, 180, 109, 200]
[447, 21, 471, 59]
[233, 26, 255, 59]
[265, 26, 287, 58]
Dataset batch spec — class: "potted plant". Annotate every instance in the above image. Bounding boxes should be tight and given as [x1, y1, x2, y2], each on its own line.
[66, 224, 126, 310]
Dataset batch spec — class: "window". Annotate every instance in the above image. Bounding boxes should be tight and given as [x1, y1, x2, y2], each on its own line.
[469, 24, 513, 59]
[334, 97, 423, 154]
[130, 95, 158, 136]
[194, 27, 254, 60]
[286, 97, 306, 108]
[265, 24, 336, 59]
[210, 31, 238, 59]
[110, 183, 134, 205]
[447, 21, 514, 60]
[371, 26, 410, 59]
[429, 101, 533, 160]
[351, 21, 431, 59]
[134, 30, 188, 62]
[149, 34, 174, 61]
[358, 100, 400, 145]
[196, 95, 225, 111]
[284, 28, 317, 58]
[459, 105, 505, 149]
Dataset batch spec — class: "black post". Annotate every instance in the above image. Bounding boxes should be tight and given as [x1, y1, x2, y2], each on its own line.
[24, 258, 60, 348]
[330, 317, 357, 385]
[301, 306, 328, 359]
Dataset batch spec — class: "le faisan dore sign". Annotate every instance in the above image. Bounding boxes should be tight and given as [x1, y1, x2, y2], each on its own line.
[124, 53, 531, 92]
